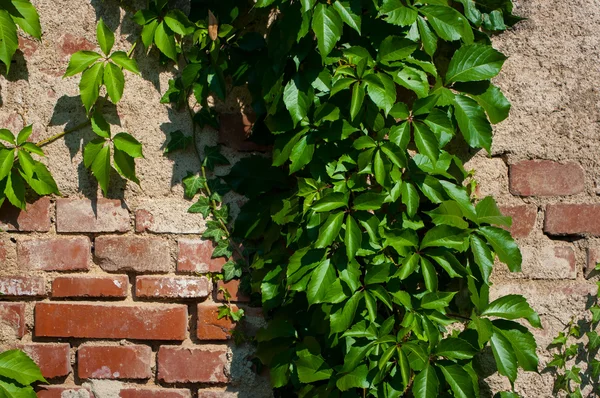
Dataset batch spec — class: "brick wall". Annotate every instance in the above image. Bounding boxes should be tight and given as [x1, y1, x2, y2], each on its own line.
[0, 198, 259, 398]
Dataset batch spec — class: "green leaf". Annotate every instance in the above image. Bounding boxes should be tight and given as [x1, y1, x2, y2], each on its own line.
[104, 62, 125, 103]
[188, 196, 210, 217]
[421, 225, 469, 251]
[336, 364, 369, 391]
[307, 259, 337, 305]
[476, 196, 511, 227]
[16, 125, 31, 146]
[494, 320, 539, 372]
[141, 19, 158, 49]
[490, 329, 518, 383]
[439, 180, 477, 221]
[482, 295, 541, 328]
[364, 73, 397, 115]
[350, 82, 365, 121]
[89, 143, 111, 196]
[402, 182, 419, 218]
[4, 170, 25, 210]
[0, 378, 36, 398]
[312, 193, 348, 213]
[20, 143, 43, 156]
[333, 1, 361, 34]
[435, 338, 478, 359]
[64, 50, 102, 77]
[417, 16, 437, 56]
[330, 291, 362, 333]
[421, 291, 457, 310]
[90, 111, 111, 138]
[312, 3, 343, 58]
[154, 21, 177, 61]
[454, 94, 493, 152]
[296, 349, 333, 383]
[373, 150, 387, 186]
[587, 331, 600, 350]
[478, 226, 522, 272]
[345, 214, 361, 260]
[395, 66, 429, 98]
[438, 364, 476, 398]
[283, 77, 310, 126]
[426, 201, 468, 229]
[182, 174, 206, 199]
[419, 5, 473, 43]
[472, 84, 511, 124]
[79, 62, 104, 113]
[353, 192, 386, 210]
[413, 122, 439, 162]
[315, 212, 344, 248]
[379, 0, 418, 26]
[0, 10, 18, 71]
[96, 18, 114, 55]
[413, 364, 439, 398]
[110, 51, 140, 74]
[10, 0, 42, 39]
[470, 234, 494, 283]
[0, 129, 15, 145]
[421, 256, 438, 291]
[378, 36, 417, 64]
[289, 135, 314, 173]
[113, 133, 143, 158]
[164, 130, 192, 154]
[164, 9, 193, 36]
[202, 145, 229, 170]
[113, 148, 139, 184]
[446, 44, 507, 84]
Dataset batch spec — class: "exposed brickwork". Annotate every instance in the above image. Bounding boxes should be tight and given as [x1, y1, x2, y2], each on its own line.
[0, 241, 6, 263]
[157, 346, 229, 383]
[499, 205, 537, 238]
[20, 343, 71, 379]
[135, 209, 154, 233]
[37, 386, 94, 398]
[0, 197, 51, 232]
[95, 236, 171, 273]
[136, 276, 210, 299]
[197, 304, 236, 341]
[544, 204, 600, 236]
[518, 245, 577, 280]
[509, 160, 585, 196]
[78, 345, 152, 379]
[56, 199, 130, 233]
[216, 280, 250, 303]
[35, 303, 188, 340]
[177, 240, 226, 273]
[56, 33, 95, 58]
[586, 247, 600, 279]
[52, 276, 128, 298]
[197, 389, 237, 398]
[119, 388, 192, 398]
[0, 303, 26, 338]
[18, 237, 90, 271]
[0, 276, 46, 297]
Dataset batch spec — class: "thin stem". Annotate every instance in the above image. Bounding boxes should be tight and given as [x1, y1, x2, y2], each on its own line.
[35, 120, 90, 148]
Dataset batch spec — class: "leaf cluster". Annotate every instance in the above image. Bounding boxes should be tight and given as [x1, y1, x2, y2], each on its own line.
[0, 349, 47, 397]
[0, 0, 41, 72]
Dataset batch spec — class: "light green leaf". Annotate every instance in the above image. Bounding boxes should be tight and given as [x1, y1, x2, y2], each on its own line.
[454, 94, 493, 153]
[312, 192, 348, 212]
[389, 122, 410, 150]
[79, 62, 104, 113]
[426, 201, 468, 229]
[0, 129, 15, 145]
[424, 109, 454, 147]
[421, 225, 469, 251]
[312, 3, 343, 58]
[113, 148, 139, 184]
[446, 44, 507, 84]
[315, 211, 345, 248]
[20, 143, 43, 156]
[182, 174, 205, 198]
[154, 21, 177, 61]
[421, 291, 456, 310]
[435, 338, 478, 359]
[64, 50, 102, 77]
[11, 0, 41, 39]
[104, 62, 125, 103]
[90, 110, 111, 138]
[476, 196, 511, 227]
[439, 180, 478, 221]
[379, 0, 418, 26]
[113, 133, 143, 158]
[413, 364, 439, 398]
[345, 214, 362, 260]
[419, 5, 473, 43]
[307, 259, 337, 305]
[378, 36, 417, 64]
[0, 378, 36, 397]
[0, 148, 15, 183]
[289, 134, 314, 173]
[90, 143, 111, 196]
[482, 295, 540, 328]
[141, 19, 158, 49]
[413, 121, 439, 162]
[283, 77, 310, 126]
[4, 170, 25, 210]
[96, 18, 114, 55]
[417, 16, 437, 56]
[164, 9, 193, 36]
[395, 66, 429, 98]
[490, 329, 518, 383]
[471, 84, 511, 124]
[470, 234, 494, 283]
[333, 1, 361, 34]
[16, 125, 32, 146]
[110, 51, 140, 74]
[479, 226, 522, 272]
[0, 10, 19, 71]
[438, 364, 476, 398]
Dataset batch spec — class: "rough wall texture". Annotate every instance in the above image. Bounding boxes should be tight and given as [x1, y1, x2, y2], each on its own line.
[0, 0, 598, 397]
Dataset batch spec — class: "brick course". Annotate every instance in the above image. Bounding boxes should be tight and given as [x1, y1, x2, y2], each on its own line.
[544, 204, 600, 236]
[157, 346, 229, 383]
[18, 237, 90, 271]
[95, 236, 171, 273]
[56, 199, 130, 233]
[78, 345, 152, 379]
[52, 275, 129, 298]
[509, 160, 585, 196]
[136, 276, 210, 299]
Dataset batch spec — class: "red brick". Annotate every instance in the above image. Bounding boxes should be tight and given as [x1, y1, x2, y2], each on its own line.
[157, 346, 229, 383]
[0, 303, 26, 338]
[78, 345, 151, 379]
[197, 304, 236, 341]
[0, 276, 45, 297]
[57, 33, 95, 58]
[37, 386, 93, 398]
[20, 343, 71, 379]
[499, 205, 537, 238]
[135, 209, 154, 233]
[95, 236, 171, 273]
[119, 388, 192, 398]
[509, 160, 584, 196]
[544, 204, 600, 236]
[136, 276, 210, 299]
[586, 247, 600, 279]
[197, 389, 236, 398]
[56, 199, 130, 233]
[52, 276, 128, 298]
[177, 240, 226, 273]
[216, 280, 250, 303]
[18, 237, 90, 271]
[35, 303, 188, 340]
[134, 201, 205, 234]
[18, 37, 38, 57]
[0, 197, 51, 232]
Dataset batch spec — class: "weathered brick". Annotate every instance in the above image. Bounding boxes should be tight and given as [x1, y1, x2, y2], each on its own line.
[119, 388, 192, 398]
[177, 240, 226, 273]
[499, 205, 537, 238]
[516, 245, 577, 280]
[18, 237, 90, 271]
[136, 276, 210, 299]
[52, 276, 128, 298]
[157, 346, 229, 383]
[0, 303, 26, 338]
[20, 343, 71, 379]
[35, 303, 188, 340]
[18, 36, 38, 57]
[509, 160, 584, 196]
[586, 247, 600, 279]
[197, 304, 236, 341]
[0, 197, 51, 232]
[134, 200, 205, 234]
[57, 33, 95, 58]
[56, 199, 130, 233]
[0, 276, 45, 297]
[37, 386, 93, 398]
[78, 345, 152, 379]
[197, 389, 237, 398]
[95, 236, 171, 273]
[544, 204, 600, 236]
[135, 209, 153, 233]
[216, 280, 250, 303]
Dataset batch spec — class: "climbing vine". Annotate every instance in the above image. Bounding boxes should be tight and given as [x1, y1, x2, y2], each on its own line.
[0, 0, 553, 396]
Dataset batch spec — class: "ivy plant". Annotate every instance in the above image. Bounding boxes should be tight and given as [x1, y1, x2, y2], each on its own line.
[0, 0, 41, 72]
[0, 349, 47, 397]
